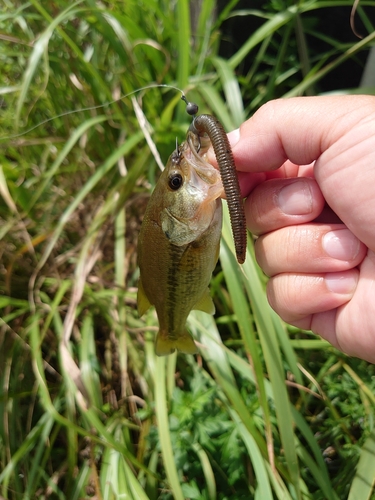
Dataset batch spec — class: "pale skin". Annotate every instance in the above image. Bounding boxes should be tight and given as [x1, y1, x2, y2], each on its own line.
[208, 95, 375, 363]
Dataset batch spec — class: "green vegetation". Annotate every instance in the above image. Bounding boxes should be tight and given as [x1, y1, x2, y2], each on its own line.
[1, 0, 375, 498]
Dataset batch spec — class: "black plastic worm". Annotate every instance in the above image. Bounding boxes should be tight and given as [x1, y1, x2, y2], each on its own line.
[190, 114, 247, 264]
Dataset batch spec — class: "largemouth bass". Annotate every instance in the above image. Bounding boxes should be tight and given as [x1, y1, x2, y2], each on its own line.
[137, 132, 223, 356]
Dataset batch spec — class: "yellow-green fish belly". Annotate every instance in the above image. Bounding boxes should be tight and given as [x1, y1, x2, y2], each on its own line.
[138, 201, 222, 356]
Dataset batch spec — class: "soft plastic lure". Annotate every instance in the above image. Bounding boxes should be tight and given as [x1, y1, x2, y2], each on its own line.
[182, 96, 247, 264]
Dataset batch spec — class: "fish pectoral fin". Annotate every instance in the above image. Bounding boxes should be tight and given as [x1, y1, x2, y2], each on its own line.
[193, 288, 215, 315]
[155, 330, 198, 356]
[137, 279, 152, 317]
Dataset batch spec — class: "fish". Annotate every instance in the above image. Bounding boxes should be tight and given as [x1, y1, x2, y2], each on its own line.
[137, 131, 224, 356]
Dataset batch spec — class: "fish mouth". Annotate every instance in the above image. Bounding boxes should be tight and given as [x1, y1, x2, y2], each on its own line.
[183, 132, 223, 191]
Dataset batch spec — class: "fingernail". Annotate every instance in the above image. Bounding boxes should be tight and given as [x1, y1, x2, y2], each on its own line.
[227, 128, 240, 148]
[322, 229, 360, 261]
[277, 181, 313, 215]
[325, 272, 357, 294]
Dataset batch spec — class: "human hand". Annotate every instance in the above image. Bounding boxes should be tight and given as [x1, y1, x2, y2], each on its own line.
[213, 96, 375, 363]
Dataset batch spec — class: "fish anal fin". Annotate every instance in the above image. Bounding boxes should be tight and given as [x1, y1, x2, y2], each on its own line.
[193, 288, 215, 315]
[137, 279, 152, 317]
[155, 330, 198, 356]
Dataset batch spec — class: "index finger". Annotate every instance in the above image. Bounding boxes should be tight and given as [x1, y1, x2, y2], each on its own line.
[230, 95, 375, 172]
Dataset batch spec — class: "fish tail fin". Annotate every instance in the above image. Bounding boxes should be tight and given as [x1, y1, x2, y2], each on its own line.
[155, 330, 198, 356]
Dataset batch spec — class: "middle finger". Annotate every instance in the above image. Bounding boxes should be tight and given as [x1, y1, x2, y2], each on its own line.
[255, 223, 366, 276]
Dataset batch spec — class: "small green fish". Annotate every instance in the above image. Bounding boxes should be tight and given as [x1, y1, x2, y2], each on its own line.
[137, 133, 223, 356]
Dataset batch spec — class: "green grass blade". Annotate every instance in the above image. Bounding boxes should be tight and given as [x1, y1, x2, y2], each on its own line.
[284, 30, 375, 97]
[176, 0, 190, 122]
[0, 165, 17, 213]
[114, 205, 128, 399]
[191, 442, 216, 500]
[195, 82, 236, 131]
[219, 230, 274, 460]
[155, 356, 185, 500]
[229, 409, 274, 499]
[16, 1, 84, 127]
[0, 412, 50, 494]
[177, 0, 190, 86]
[189, 312, 268, 458]
[80, 314, 103, 409]
[211, 56, 245, 127]
[348, 429, 375, 500]
[293, 410, 338, 500]
[100, 423, 150, 500]
[70, 462, 92, 500]
[228, 6, 297, 69]
[194, 0, 217, 77]
[30, 130, 143, 281]
[221, 205, 301, 497]
[27, 115, 107, 211]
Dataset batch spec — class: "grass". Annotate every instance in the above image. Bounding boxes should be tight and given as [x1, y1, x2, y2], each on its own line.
[1, 0, 375, 498]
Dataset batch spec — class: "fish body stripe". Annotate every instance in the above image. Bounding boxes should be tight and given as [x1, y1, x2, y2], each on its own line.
[165, 243, 186, 339]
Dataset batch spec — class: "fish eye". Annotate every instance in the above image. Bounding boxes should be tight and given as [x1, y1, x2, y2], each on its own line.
[168, 172, 183, 190]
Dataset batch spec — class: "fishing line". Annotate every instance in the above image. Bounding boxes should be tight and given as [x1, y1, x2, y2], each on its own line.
[0, 83, 186, 142]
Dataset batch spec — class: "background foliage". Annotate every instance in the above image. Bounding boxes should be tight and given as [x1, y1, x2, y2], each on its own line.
[1, 0, 375, 498]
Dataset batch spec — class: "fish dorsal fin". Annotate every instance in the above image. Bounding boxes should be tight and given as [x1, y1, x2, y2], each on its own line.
[137, 279, 152, 317]
[193, 288, 215, 315]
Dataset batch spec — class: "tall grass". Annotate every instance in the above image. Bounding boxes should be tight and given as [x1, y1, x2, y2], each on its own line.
[1, 0, 375, 498]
